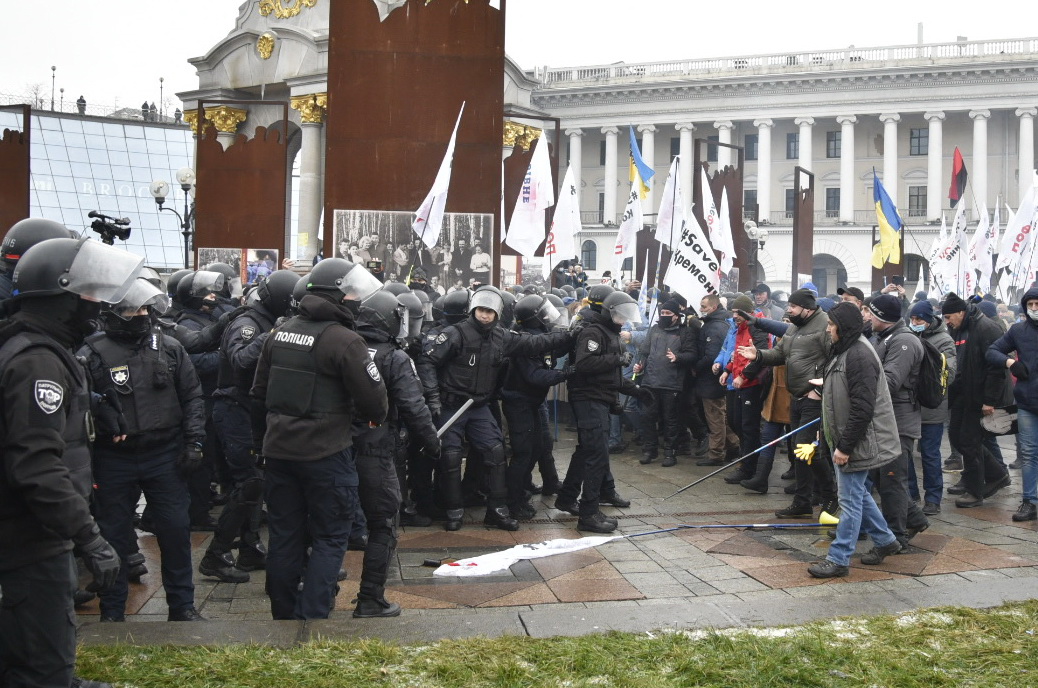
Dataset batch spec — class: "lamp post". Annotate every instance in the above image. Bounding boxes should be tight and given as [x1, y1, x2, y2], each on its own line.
[744, 220, 769, 285]
[50, 66, 56, 110]
[150, 167, 197, 269]
[59, 88, 64, 113]
[159, 77, 164, 120]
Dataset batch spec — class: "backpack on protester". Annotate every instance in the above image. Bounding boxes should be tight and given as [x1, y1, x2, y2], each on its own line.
[915, 336, 950, 409]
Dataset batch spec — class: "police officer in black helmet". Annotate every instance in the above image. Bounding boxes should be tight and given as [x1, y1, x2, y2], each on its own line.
[419, 285, 572, 531]
[198, 269, 298, 583]
[350, 290, 438, 617]
[1, 236, 143, 688]
[251, 258, 388, 619]
[79, 277, 206, 622]
[0, 218, 77, 305]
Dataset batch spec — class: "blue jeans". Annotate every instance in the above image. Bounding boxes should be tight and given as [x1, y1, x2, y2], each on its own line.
[827, 467, 898, 567]
[1019, 407, 1038, 503]
[910, 423, 945, 505]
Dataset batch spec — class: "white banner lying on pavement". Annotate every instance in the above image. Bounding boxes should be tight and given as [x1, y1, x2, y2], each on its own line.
[433, 535, 622, 577]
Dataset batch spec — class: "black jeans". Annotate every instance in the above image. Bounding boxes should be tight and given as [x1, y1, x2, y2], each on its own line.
[641, 388, 682, 456]
[869, 436, 929, 540]
[791, 396, 837, 507]
[949, 397, 1009, 499]
[729, 385, 764, 465]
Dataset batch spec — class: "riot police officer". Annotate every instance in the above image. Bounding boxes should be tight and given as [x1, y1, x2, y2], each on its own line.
[351, 290, 439, 617]
[79, 277, 206, 622]
[198, 269, 298, 583]
[1, 236, 142, 688]
[0, 218, 76, 304]
[251, 258, 389, 619]
[419, 285, 572, 531]
[559, 290, 652, 533]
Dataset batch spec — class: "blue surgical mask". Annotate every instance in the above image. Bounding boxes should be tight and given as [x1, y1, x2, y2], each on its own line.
[909, 323, 926, 332]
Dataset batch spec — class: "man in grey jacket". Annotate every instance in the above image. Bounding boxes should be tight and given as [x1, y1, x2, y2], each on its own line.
[809, 302, 902, 578]
[867, 295, 930, 546]
[740, 288, 836, 518]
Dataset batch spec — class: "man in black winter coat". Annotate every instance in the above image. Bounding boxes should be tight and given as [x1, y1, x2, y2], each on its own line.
[694, 295, 740, 467]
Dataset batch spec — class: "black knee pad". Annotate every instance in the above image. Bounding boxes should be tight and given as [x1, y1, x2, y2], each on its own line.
[484, 443, 506, 469]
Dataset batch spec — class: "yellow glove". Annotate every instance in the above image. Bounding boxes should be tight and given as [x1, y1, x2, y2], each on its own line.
[794, 442, 817, 465]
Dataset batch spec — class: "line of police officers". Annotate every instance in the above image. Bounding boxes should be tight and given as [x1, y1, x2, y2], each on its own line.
[0, 217, 653, 687]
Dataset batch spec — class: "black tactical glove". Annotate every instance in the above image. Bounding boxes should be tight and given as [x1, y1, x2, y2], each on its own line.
[78, 531, 120, 592]
[94, 391, 128, 439]
[620, 351, 634, 367]
[735, 309, 758, 325]
[177, 443, 204, 476]
[1011, 360, 1030, 381]
[422, 434, 441, 459]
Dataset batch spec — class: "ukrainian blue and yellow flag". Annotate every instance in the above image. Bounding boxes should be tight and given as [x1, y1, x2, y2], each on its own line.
[629, 126, 654, 199]
[871, 169, 903, 269]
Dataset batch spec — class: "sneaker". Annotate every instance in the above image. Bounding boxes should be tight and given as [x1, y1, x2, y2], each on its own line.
[1012, 501, 1037, 522]
[983, 474, 1011, 498]
[947, 480, 967, 495]
[353, 597, 402, 618]
[553, 498, 579, 515]
[167, 606, 206, 622]
[775, 503, 813, 519]
[808, 560, 849, 578]
[922, 501, 941, 516]
[943, 456, 964, 472]
[1008, 460, 1022, 470]
[904, 521, 929, 540]
[199, 551, 250, 583]
[600, 492, 631, 508]
[955, 494, 985, 508]
[860, 540, 902, 565]
[577, 512, 618, 533]
[819, 500, 840, 519]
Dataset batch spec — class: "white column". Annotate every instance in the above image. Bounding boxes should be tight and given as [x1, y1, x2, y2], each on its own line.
[795, 117, 814, 172]
[676, 122, 695, 213]
[970, 110, 990, 215]
[836, 115, 857, 222]
[924, 111, 945, 222]
[565, 128, 584, 207]
[879, 113, 901, 206]
[1017, 108, 1037, 203]
[714, 120, 733, 170]
[753, 119, 773, 221]
[298, 122, 324, 261]
[602, 126, 619, 224]
[637, 123, 657, 212]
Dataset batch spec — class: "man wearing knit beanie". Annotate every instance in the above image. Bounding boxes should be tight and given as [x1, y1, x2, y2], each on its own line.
[941, 293, 1013, 507]
[787, 288, 817, 311]
[868, 292, 930, 546]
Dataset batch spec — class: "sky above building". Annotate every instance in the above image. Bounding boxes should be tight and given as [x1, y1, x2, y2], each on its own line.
[0, 0, 1029, 112]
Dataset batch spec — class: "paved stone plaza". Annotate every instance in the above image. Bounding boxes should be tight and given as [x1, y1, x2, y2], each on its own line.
[78, 432, 1038, 645]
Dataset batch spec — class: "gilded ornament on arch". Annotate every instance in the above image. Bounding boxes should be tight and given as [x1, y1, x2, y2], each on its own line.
[502, 121, 524, 148]
[182, 109, 203, 135]
[257, 32, 277, 60]
[259, 0, 318, 19]
[205, 106, 248, 134]
[516, 125, 541, 151]
[291, 93, 328, 124]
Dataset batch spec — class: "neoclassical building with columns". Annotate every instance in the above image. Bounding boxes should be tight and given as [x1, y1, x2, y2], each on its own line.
[178, 2, 1038, 293]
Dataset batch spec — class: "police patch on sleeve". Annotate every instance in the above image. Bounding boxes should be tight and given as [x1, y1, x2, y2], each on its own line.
[110, 365, 130, 386]
[435, 333, 447, 344]
[34, 380, 64, 414]
[241, 326, 256, 341]
[366, 361, 382, 382]
[587, 340, 600, 352]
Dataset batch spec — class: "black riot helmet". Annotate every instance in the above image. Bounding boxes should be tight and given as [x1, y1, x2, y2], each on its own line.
[167, 268, 193, 301]
[560, 284, 576, 297]
[411, 288, 433, 322]
[254, 269, 300, 318]
[550, 288, 565, 298]
[441, 289, 470, 324]
[2, 218, 72, 267]
[139, 266, 163, 290]
[205, 262, 240, 298]
[106, 276, 170, 319]
[602, 290, 643, 326]
[587, 284, 614, 310]
[396, 291, 425, 339]
[514, 294, 564, 330]
[499, 290, 516, 329]
[12, 238, 143, 303]
[545, 294, 569, 328]
[307, 257, 382, 302]
[291, 272, 310, 310]
[432, 295, 447, 325]
[358, 289, 409, 340]
[469, 284, 504, 319]
[383, 282, 411, 297]
[176, 270, 226, 311]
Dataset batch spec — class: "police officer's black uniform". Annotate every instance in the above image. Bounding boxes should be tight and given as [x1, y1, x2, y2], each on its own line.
[251, 261, 388, 620]
[79, 280, 206, 621]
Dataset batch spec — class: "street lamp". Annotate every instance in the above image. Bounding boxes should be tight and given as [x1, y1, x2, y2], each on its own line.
[159, 77, 164, 120]
[59, 88, 64, 113]
[50, 66, 56, 111]
[744, 220, 769, 284]
[150, 166, 197, 269]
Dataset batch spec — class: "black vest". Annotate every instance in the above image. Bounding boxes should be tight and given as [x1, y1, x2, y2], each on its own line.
[439, 319, 502, 405]
[84, 330, 183, 438]
[503, 325, 558, 401]
[217, 308, 275, 393]
[0, 333, 94, 518]
[265, 318, 352, 418]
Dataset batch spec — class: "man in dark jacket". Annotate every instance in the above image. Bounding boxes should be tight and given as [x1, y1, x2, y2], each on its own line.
[634, 298, 697, 467]
[751, 283, 785, 320]
[251, 259, 389, 619]
[694, 294, 740, 467]
[943, 293, 1013, 507]
[986, 286, 1038, 521]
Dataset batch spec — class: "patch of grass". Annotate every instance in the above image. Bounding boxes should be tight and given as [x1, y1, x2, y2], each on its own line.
[77, 601, 1038, 687]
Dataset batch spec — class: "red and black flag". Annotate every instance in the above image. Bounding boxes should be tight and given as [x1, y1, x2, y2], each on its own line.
[948, 146, 968, 208]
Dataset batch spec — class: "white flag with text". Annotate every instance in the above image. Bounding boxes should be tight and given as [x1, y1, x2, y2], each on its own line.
[543, 165, 581, 280]
[506, 132, 556, 258]
[613, 179, 642, 277]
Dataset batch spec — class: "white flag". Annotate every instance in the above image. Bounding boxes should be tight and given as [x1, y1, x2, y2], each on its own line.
[434, 535, 622, 578]
[990, 200, 1001, 255]
[718, 187, 736, 274]
[655, 159, 683, 245]
[701, 167, 735, 275]
[663, 200, 721, 310]
[997, 177, 1038, 273]
[505, 132, 555, 258]
[543, 165, 581, 281]
[372, 0, 407, 21]
[613, 180, 642, 277]
[412, 103, 465, 250]
[968, 204, 992, 293]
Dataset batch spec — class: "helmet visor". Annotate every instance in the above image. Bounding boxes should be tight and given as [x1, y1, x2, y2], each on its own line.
[191, 270, 226, 297]
[469, 290, 503, 317]
[537, 300, 562, 328]
[397, 307, 411, 341]
[339, 265, 383, 301]
[66, 240, 144, 303]
[112, 278, 169, 318]
[407, 309, 423, 338]
[610, 301, 643, 326]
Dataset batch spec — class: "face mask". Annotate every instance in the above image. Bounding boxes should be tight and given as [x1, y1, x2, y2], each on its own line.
[106, 314, 152, 339]
[341, 298, 361, 315]
[74, 299, 102, 338]
[1028, 309, 1038, 322]
[788, 313, 808, 328]
[909, 323, 926, 332]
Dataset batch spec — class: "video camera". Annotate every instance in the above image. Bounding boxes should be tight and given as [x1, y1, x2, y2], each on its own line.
[88, 210, 131, 245]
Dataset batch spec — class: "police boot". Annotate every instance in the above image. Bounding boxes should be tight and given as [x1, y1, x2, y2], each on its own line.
[360, 520, 398, 596]
[439, 449, 465, 531]
[444, 508, 465, 532]
[539, 459, 561, 496]
[484, 505, 519, 531]
[126, 552, 148, 582]
[199, 550, 250, 584]
[661, 449, 678, 468]
[353, 596, 402, 618]
[236, 539, 267, 572]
